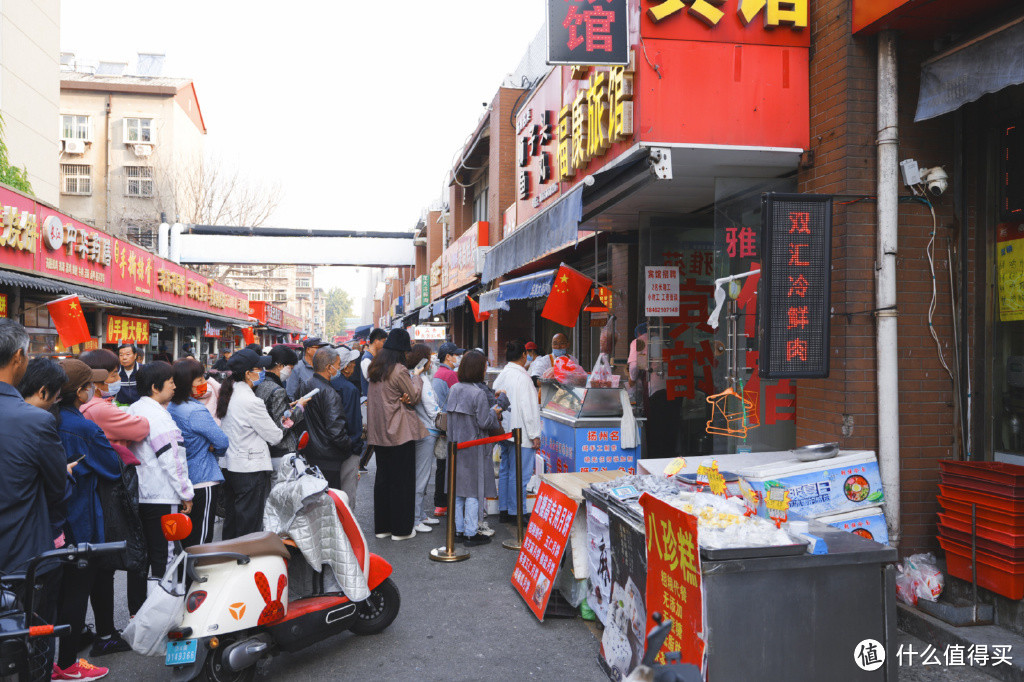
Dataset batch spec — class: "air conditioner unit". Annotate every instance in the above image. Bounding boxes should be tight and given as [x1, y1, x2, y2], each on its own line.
[63, 139, 86, 155]
[133, 144, 153, 157]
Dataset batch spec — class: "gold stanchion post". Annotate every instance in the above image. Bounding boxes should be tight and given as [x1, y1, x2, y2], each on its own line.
[503, 428, 524, 550]
[430, 439, 470, 562]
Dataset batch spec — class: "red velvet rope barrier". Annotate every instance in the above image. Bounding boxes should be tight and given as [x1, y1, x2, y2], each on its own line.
[455, 432, 514, 450]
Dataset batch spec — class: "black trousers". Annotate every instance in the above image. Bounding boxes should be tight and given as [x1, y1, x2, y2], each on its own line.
[222, 471, 271, 541]
[32, 565, 61, 675]
[434, 454, 448, 508]
[373, 441, 416, 537]
[128, 503, 175, 616]
[90, 569, 116, 637]
[182, 485, 219, 548]
[57, 562, 97, 668]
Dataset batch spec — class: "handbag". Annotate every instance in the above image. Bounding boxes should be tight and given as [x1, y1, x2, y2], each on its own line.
[434, 411, 447, 433]
[434, 435, 448, 460]
[122, 550, 187, 656]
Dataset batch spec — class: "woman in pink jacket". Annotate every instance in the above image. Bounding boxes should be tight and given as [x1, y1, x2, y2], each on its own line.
[78, 349, 149, 657]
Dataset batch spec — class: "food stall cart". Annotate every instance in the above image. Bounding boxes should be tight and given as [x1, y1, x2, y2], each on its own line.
[538, 381, 641, 475]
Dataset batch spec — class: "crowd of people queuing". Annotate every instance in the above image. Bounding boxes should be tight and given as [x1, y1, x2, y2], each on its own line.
[0, 316, 549, 680]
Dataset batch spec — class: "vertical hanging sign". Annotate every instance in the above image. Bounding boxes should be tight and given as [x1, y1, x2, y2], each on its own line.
[758, 193, 832, 378]
[547, 0, 629, 65]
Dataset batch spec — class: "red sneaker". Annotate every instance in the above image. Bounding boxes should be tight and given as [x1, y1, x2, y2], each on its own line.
[433, 506, 447, 517]
[53, 658, 109, 680]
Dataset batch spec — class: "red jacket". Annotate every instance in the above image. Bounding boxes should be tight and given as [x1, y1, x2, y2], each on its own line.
[434, 364, 458, 389]
[81, 396, 150, 448]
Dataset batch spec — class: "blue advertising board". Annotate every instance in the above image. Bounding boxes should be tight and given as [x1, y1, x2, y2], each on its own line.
[540, 416, 638, 474]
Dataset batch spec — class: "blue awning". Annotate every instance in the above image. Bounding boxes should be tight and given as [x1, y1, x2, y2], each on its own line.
[446, 290, 468, 311]
[499, 269, 555, 303]
[418, 306, 432, 321]
[431, 300, 446, 316]
[478, 288, 508, 313]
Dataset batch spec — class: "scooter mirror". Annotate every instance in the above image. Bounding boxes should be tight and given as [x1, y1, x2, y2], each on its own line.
[298, 431, 309, 451]
[161, 513, 193, 542]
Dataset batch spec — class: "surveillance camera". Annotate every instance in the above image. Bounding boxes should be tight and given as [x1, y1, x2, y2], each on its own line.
[922, 166, 948, 196]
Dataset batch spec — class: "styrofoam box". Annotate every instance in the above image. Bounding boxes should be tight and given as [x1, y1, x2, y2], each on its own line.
[817, 505, 889, 545]
[735, 451, 883, 519]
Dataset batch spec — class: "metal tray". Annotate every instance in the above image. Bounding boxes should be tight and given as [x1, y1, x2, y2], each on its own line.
[793, 442, 839, 462]
[700, 539, 809, 561]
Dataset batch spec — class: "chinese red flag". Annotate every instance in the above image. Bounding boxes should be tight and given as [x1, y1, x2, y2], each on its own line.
[242, 327, 256, 345]
[46, 295, 92, 348]
[468, 296, 490, 323]
[541, 265, 592, 327]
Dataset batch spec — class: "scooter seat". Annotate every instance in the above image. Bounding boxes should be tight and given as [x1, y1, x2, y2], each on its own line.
[185, 531, 290, 562]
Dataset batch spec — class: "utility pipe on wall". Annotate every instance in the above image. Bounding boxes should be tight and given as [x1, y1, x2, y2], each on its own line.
[876, 30, 901, 548]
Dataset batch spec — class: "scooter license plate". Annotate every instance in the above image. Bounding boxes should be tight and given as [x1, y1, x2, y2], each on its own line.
[165, 638, 198, 666]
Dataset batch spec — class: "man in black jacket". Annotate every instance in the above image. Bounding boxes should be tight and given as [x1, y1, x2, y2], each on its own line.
[300, 347, 355, 505]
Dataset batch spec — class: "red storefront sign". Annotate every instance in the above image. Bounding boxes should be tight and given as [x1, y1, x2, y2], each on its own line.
[250, 301, 285, 328]
[512, 482, 579, 621]
[203, 321, 223, 338]
[441, 222, 489, 295]
[281, 311, 303, 333]
[639, 492, 706, 673]
[105, 315, 150, 345]
[0, 186, 251, 321]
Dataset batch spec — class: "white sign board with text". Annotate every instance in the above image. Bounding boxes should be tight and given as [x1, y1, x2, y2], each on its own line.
[645, 266, 680, 316]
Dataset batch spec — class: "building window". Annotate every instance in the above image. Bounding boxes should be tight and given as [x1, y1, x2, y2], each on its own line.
[473, 181, 489, 224]
[60, 164, 91, 195]
[123, 118, 153, 143]
[124, 166, 153, 197]
[61, 115, 90, 141]
[297, 278, 311, 288]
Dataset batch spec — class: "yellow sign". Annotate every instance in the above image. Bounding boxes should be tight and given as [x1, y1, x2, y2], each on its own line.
[0, 293, 7, 318]
[998, 223, 1024, 321]
[765, 486, 790, 525]
[664, 457, 687, 477]
[707, 466, 727, 497]
[739, 478, 759, 515]
[646, 0, 808, 29]
[0, 206, 38, 253]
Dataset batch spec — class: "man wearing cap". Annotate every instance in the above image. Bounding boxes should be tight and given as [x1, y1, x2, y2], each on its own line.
[300, 347, 356, 504]
[115, 343, 143, 405]
[524, 341, 538, 371]
[330, 347, 364, 462]
[286, 337, 327, 400]
[434, 342, 463, 390]
[529, 333, 578, 386]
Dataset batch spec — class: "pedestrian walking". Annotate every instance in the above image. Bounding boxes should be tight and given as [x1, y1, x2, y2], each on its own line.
[115, 343, 143, 405]
[406, 343, 442, 533]
[431, 342, 462, 517]
[366, 329, 426, 541]
[285, 337, 327, 400]
[445, 350, 503, 547]
[493, 340, 542, 524]
[53, 359, 123, 680]
[125, 362, 194, 616]
[216, 349, 283, 539]
[168, 359, 228, 547]
[0, 322, 67, 676]
[254, 345, 310, 472]
[299, 347, 357, 503]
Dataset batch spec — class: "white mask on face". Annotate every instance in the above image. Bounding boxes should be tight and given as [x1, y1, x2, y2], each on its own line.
[280, 366, 293, 381]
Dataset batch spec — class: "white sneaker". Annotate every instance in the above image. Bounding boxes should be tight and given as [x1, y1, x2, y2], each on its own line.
[374, 532, 391, 538]
[392, 531, 417, 541]
[476, 521, 495, 537]
[422, 517, 441, 525]
[414, 522, 433, 533]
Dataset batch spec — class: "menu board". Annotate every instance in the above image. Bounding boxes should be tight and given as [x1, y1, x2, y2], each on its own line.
[512, 482, 579, 621]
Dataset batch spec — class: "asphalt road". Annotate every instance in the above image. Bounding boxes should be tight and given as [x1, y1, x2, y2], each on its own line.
[87, 458, 605, 681]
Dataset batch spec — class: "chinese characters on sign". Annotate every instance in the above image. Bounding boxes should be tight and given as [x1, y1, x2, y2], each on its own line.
[517, 108, 559, 208]
[657, 245, 717, 402]
[105, 315, 150, 345]
[558, 59, 634, 182]
[645, 266, 680, 316]
[548, 0, 630, 65]
[997, 223, 1024, 322]
[758, 193, 832, 378]
[512, 482, 579, 621]
[639, 492, 705, 671]
[0, 293, 6, 318]
[646, 0, 808, 29]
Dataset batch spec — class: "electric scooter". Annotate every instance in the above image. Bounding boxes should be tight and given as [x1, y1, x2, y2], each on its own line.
[162, 488, 398, 682]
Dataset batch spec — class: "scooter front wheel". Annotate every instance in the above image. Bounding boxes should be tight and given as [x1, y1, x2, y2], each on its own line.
[350, 577, 400, 635]
[200, 637, 257, 682]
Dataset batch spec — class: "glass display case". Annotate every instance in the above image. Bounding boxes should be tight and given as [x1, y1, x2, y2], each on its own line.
[538, 381, 639, 474]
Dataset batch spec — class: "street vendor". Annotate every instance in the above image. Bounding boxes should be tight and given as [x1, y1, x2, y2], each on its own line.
[529, 333, 578, 387]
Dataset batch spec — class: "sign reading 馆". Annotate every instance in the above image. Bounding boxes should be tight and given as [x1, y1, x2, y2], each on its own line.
[757, 193, 832, 378]
[547, 0, 630, 66]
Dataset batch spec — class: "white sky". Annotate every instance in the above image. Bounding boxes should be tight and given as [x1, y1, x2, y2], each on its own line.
[60, 1, 545, 316]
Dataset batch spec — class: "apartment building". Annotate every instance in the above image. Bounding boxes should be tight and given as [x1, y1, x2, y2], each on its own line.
[58, 53, 206, 246]
[219, 264, 317, 334]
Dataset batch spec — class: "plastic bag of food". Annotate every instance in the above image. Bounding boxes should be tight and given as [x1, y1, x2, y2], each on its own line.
[906, 552, 944, 603]
[588, 353, 614, 388]
[543, 355, 588, 386]
[895, 565, 917, 606]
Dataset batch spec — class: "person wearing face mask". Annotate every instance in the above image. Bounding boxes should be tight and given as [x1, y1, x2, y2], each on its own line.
[328, 346, 365, 462]
[53, 359, 123, 680]
[300, 347, 356, 504]
[255, 345, 311, 472]
[524, 341, 538, 371]
[168, 359, 229, 548]
[79, 349, 150, 448]
[125, 362, 193, 617]
[216, 349, 283, 540]
[194, 362, 221, 424]
[529, 333, 578, 386]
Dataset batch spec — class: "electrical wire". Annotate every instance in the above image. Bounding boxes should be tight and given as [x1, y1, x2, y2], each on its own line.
[919, 192, 953, 382]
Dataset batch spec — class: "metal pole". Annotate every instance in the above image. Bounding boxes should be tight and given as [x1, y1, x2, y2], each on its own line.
[503, 429, 525, 551]
[971, 503, 978, 622]
[430, 439, 470, 562]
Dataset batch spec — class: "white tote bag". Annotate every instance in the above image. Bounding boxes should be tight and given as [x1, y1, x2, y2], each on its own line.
[122, 550, 187, 656]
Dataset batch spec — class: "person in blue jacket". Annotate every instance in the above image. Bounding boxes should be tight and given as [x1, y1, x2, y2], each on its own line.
[330, 346, 365, 457]
[54, 358, 123, 679]
[168, 358, 228, 547]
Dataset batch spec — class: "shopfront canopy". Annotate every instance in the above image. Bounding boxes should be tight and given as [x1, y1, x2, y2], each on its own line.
[479, 269, 557, 313]
[431, 300, 446, 316]
[478, 288, 507, 314]
[916, 19, 1024, 122]
[446, 290, 468, 311]
[418, 306, 432, 321]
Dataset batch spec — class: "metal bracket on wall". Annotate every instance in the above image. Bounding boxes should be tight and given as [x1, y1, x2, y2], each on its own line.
[648, 147, 673, 180]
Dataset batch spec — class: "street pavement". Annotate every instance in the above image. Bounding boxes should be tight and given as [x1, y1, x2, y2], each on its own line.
[89, 458, 605, 681]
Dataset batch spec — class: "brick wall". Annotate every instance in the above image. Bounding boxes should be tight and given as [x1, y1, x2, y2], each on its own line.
[489, 87, 525, 247]
[798, 0, 977, 555]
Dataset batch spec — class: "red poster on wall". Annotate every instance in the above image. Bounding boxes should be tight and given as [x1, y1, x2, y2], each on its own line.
[639, 492, 706, 675]
[512, 482, 579, 621]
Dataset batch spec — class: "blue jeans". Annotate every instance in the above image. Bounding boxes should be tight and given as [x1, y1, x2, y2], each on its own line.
[413, 433, 437, 525]
[498, 441, 535, 514]
[455, 496, 479, 537]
